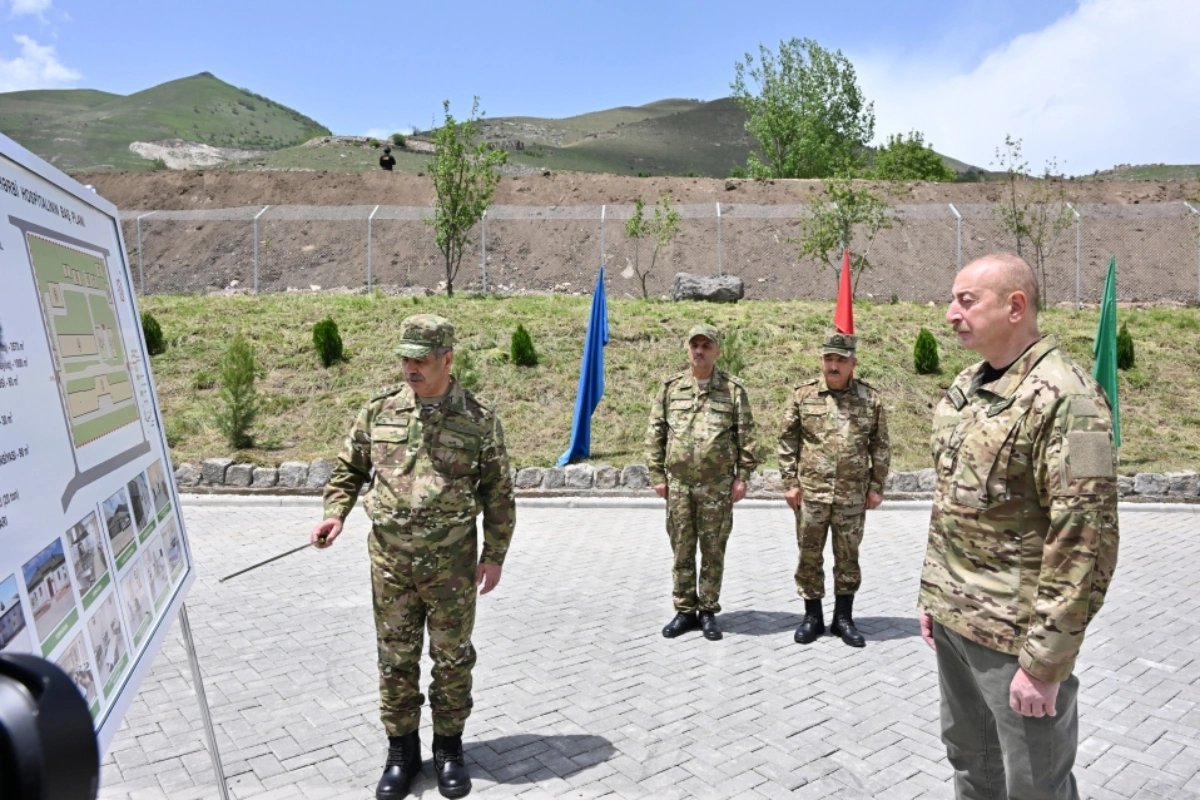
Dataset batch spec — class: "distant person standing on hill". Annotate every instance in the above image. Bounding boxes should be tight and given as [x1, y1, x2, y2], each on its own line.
[379, 146, 396, 171]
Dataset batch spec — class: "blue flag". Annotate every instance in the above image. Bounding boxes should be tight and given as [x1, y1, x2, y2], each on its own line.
[556, 268, 609, 466]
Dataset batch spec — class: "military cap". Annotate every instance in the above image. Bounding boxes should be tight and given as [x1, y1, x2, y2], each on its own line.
[822, 331, 857, 357]
[394, 314, 455, 358]
[686, 323, 722, 347]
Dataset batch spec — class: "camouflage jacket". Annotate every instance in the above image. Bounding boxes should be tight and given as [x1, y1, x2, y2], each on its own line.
[777, 376, 891, 503]
[645, 368, 758, 487]
[323, 380, 516, 566]
[918, 336, 1119, 683]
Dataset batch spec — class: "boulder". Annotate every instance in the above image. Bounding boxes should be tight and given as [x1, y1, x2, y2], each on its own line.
[564, 464, 594, 489]
[252, 467, 279, 488]
[670, 273, 744, 303]
[759, 470, 783, 492]
[225, 463, 253, 488]
[622, 464, 651, 489]
[890, 472, 920, 493]
[515, 468, 545, 489]
[278, 461, 309, 488]
[175, 463, 201, 487]
[542, 467, 566, 489]
[1117, 475, 1135, 496]
[201, 458, 233, 486]
[1167, 471, 1200, 497]
[307, 459, 334, 489]
[915, 468, 937, 492]
[594, 464, 620, 490]
[1134, 473, 1168, 496]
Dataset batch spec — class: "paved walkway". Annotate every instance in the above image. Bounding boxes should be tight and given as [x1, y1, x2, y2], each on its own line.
[98, 498, 1200, 799]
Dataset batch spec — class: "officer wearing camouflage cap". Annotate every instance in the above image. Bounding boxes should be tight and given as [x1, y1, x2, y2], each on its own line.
[920, 254, 1119, 798]
[312, 314, 515, 799]
[778, 330, 890, 647]
[645, 323, 758, 641]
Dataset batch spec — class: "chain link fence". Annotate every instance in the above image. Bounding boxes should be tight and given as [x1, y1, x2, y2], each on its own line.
[119, 202, 1200, 305]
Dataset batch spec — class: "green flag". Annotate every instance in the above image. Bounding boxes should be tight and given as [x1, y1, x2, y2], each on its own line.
[1093, 255, 1120, 447]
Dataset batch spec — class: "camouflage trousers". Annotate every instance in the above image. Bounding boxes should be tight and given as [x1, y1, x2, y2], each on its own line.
[794, 498, 866, 599]
[666, 481, 734, 613]
[369, 521, 477, 737]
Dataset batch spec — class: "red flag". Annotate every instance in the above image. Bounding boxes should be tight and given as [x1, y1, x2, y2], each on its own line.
[834, 248, 854, 334]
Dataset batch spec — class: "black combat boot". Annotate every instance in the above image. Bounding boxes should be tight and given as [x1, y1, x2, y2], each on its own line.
[794, 598, 825, 644]
[662, 611, 699, 638]
[698, 610, 723, 641]
[432, 733, 471, 798]
[376, 730, 421, 800]
[830, 594, 866, 648]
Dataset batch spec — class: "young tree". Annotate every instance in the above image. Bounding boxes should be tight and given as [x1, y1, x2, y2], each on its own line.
[426, 97, 507, 297]
[625, 195, 681, 299]
[790, 169, 901, 293]
[868, 131, 956, 182]
[990, 135, 1075, 307]
[731, 38, 875, 179]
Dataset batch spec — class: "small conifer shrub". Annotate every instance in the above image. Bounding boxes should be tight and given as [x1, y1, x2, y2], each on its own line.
[1116, 321, 1135, 371]
[511, 324, 539, 367]
[914, 327, 940, 375]
[142, 312, 166, 356]
[452, 348, 481, 391]
[312, 317, 344, 367]
[215, 333, 258, 449]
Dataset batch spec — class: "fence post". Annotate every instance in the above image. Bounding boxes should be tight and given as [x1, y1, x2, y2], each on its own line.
[600, 205, 606, 269]
[136, 211, 156, 295]
[367, 205, 379, 293]
[716, 202, 723, 276]
[252, 205, 269, 295]
[480, 209, 488, 294]
[1187, 202, 1200, 304]
[1075, 201, 1084, 311]
[948, 204, 962, 271]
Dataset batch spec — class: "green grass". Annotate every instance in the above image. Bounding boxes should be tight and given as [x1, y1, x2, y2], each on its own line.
[140, 295, 1200, 475]
[1079, 164, 1200, 181]
[0, 72, 329, 171]
[224, 140, 431, 173]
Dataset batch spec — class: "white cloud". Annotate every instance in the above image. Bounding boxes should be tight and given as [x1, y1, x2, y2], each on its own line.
[365, 126, 413, 140]
[9, 0, 53, 17]
[0, 34, 80, 92]
[855, 0, 1200, 174]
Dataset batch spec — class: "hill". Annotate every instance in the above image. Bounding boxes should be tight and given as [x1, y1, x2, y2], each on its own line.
[0, 72, 330, 171]
[1080, 163, 1200, 181]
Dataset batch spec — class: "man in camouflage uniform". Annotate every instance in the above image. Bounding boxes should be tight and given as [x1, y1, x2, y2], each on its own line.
[646, 323, 757, 641]
[312, 314, 514, 800]
[919, 253, 1119, 799]
[778, 332, 890, 647]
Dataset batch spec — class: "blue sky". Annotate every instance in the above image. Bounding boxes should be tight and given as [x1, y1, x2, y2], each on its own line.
[2, 0, 1197, 173]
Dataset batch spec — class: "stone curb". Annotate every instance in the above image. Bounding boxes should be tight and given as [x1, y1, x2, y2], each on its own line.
[176, 460, 1200, 503]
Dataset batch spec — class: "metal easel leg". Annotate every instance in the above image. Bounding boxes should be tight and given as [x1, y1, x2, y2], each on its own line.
[179, 602, 231, 800]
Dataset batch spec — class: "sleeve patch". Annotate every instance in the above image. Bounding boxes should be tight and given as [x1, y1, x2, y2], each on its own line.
[1067, 430, 1115, 481]
[1071, 398, 1099, 417]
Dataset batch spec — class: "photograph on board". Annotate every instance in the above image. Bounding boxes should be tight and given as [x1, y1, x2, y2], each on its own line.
[0, 573, 33, 654]
[66, 511, 110, 607]
[146, 459, 171, 515]
[102, 486, 136, 565]
[22, 538, 78, 645]
[126, 471, 153, 534]
[119, 557, 154, 648]
[144, 534, 170, 606]
[161, 517, 184, 580]
[86, 593, 129, 694]
[55, 632, 99, 711]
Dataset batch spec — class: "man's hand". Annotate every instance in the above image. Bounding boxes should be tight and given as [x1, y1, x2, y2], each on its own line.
[866, 491, 883, 510]
[784, 487, 802, 512]
[477, 563, 502, 595]
[311, 518, 343, 549]
[919, 612, 936, 651]
[654, 483, 668, 499]
[731, 478, 747, 504]
[1010, 667, 1060, 718]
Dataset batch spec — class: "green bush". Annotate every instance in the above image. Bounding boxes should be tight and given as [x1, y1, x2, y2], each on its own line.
[142, 312, 166, 356]
[391, 132, 407, 147]
[149, 158, 168, 171]
[1117, 321, 1135, 370]
[452, 348, 480, 391]
[890, 294, 899, 305]
[215, 333, 259, 449]
[367, 137, 380, 148]
[716, 329, 745, 377]
[914, 327, 940, 375]
[312, 317, 344, 367]
[511, 324, 539, 367]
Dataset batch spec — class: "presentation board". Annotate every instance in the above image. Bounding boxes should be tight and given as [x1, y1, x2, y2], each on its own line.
[0, 133, 195, 754]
